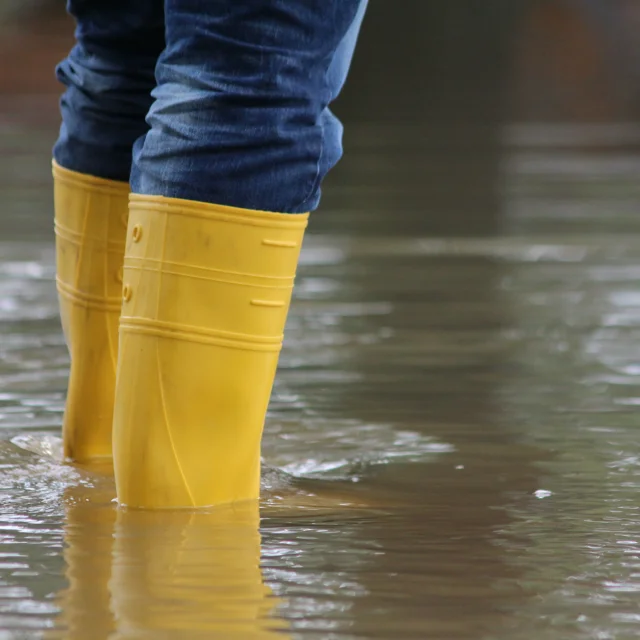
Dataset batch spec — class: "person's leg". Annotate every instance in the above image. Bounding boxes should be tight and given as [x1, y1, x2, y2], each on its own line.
[53, 0, 163, 462]
[129, 0, 367, 212]
[113, 0, 367, 508]
[54, 0, 164, 181]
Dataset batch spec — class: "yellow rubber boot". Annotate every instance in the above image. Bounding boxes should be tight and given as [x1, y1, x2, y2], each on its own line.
[53, 161, 129, 461]
[113, 194, 308, 508]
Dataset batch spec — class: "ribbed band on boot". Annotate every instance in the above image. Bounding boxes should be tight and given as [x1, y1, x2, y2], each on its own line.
[121, 194, 308, 352]
[53, 161, 130, 311]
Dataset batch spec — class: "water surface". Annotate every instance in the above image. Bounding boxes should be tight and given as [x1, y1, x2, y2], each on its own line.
[2, 3, 640, 638]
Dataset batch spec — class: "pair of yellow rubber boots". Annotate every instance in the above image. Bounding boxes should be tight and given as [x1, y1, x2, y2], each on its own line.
[53, 162, 308, 509]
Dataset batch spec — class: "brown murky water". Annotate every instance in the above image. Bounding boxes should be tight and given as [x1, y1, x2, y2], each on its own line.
[1, 2, 640, 639]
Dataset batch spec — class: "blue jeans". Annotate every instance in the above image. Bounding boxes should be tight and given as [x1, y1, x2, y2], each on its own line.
[53, 0, 367, 213]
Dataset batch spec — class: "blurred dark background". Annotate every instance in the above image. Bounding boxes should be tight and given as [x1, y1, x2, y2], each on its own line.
[2, 0, 640, 239]
[4, 1, 640, 118]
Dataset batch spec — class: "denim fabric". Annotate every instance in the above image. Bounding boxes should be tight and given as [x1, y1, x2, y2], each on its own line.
[54, 0, 367, 213]
[54, 1, 164, 183]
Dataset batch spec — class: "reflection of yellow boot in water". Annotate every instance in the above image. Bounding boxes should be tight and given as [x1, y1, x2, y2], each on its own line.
[50, 479, 286, 638]
[52, 479, 117, 639]
[113, 195, 307, 508]
[110, 502, 288, 638]
[53, 162, 129, 461]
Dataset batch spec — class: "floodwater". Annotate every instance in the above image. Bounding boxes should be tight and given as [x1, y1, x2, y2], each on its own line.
[2, 2, 640, 639]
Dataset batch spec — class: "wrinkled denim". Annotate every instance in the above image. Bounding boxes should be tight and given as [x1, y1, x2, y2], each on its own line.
[54, 0, 367, 213]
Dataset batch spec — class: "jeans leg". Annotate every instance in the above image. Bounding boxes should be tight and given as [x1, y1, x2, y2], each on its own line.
[130, 0, 368, 212]
[53, 0, 165, 182]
